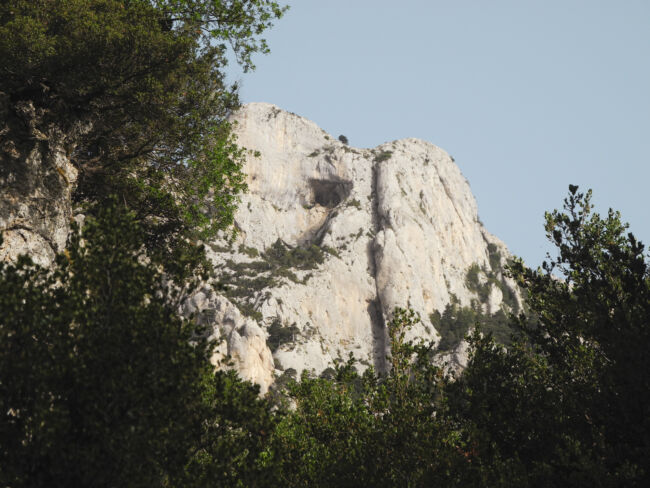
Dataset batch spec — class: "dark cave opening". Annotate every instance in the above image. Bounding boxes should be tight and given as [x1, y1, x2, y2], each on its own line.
[308, 178, 352, 208]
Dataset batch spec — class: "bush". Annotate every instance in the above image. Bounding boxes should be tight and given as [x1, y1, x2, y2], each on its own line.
[373, 150, 393, 163]
[267, 318, 300, 352]
[0, 202, 275, 487]
[0, 0, 286, 252]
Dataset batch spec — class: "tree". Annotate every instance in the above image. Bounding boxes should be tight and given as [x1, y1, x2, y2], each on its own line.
[268, 309, 465, 487]
[0, 0, 287, 250]
[0, 203, 276, 487]
[183, 369, 278, 488]
[448, 186, 650, 486]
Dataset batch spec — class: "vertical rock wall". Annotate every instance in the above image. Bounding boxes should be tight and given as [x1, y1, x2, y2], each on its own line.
[193, 103, 520, 391]
[0, 94, 78, 266]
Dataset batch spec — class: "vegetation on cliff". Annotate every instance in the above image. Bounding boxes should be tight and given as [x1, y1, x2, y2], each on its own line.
[0, 204, 276, 487]
[0, 0, 286, 252]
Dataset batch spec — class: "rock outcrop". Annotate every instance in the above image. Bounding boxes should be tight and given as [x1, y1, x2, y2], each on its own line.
[194, 103, 521, 392]
[0, 97, 520, 393]
[0, 93, 79, 267]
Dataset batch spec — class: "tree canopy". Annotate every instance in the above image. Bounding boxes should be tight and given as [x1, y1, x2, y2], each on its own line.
[265, 309, 463, 487]
[446, 186, 650, 486]
[0, 203, 276, 487]
[0, 0, 286, 248]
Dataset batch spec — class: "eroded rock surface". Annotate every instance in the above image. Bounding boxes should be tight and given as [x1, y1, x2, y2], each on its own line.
[182, 287, 275, 394]
[0, 93, 79, 266]
[199, 103, 521, 391]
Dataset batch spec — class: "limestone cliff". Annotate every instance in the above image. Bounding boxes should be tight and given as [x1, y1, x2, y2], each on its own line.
[192, 103, 521, 392]
[0, 98, 520, 394]
[0, 92, 80, 267]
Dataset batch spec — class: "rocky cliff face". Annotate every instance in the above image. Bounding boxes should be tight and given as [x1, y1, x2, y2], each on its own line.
[0, 92, 79, 267]
[191, 103, 521, 393]
[0, 98, 520, 393]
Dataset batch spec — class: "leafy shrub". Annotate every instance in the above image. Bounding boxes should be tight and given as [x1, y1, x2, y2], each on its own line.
[465, 259, 519, 313]
[0, 202, 275, 487]
[263, 240, 326, 270]
[267, 318, 300, 352]
[346, 198, 362, 210]
[465, 263, 490, 303]
[373, 150, 393, 163]
[487, 243, 501, 271]
[433, 302, 518, 352]
[0, 0, 286, 254]
[217, 240, 331, 319]
[238, 244, 259, 258]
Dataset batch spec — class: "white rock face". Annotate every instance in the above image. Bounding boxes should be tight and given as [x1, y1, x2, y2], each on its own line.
[0, 96, 520, 393]
[0, 96, 79, 267]
[198, 103, 521, 391]
[182, 287, 275, 393]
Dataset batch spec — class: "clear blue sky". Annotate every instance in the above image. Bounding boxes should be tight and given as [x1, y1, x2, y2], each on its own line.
[228, 0, 650, 266]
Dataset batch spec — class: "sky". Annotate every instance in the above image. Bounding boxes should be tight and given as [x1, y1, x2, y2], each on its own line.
[227, 0, 650, 266]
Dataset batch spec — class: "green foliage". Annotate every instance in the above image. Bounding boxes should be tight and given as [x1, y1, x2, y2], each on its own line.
[434, 255, 522, 353]
[373, 150, 393, 162]
[263, 239, 326, 270]
[346, 198, 362, 210]
[465, 263, 487, 301]
[465, 259, 519, 313]
[338, 134, 348, 144]
[266, 309, 465, 487]
[239, 243, 260, 258]
[0, 202, 274, 487]
[0, 0, 286, 250]
[267, 317, 300, 352]
[432, 303, 475, 352]
[432, 302, 516, 353]
[448, 186, 650, 486]
[320, 245, 340, 258]
[217, 239, 329, 318]
[183, 370, 277, 488]
[487, 242, 501, 271]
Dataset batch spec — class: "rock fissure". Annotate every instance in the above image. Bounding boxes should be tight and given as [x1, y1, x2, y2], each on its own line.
[436, 171, 464, 224]
[368, 160, 388, 372]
